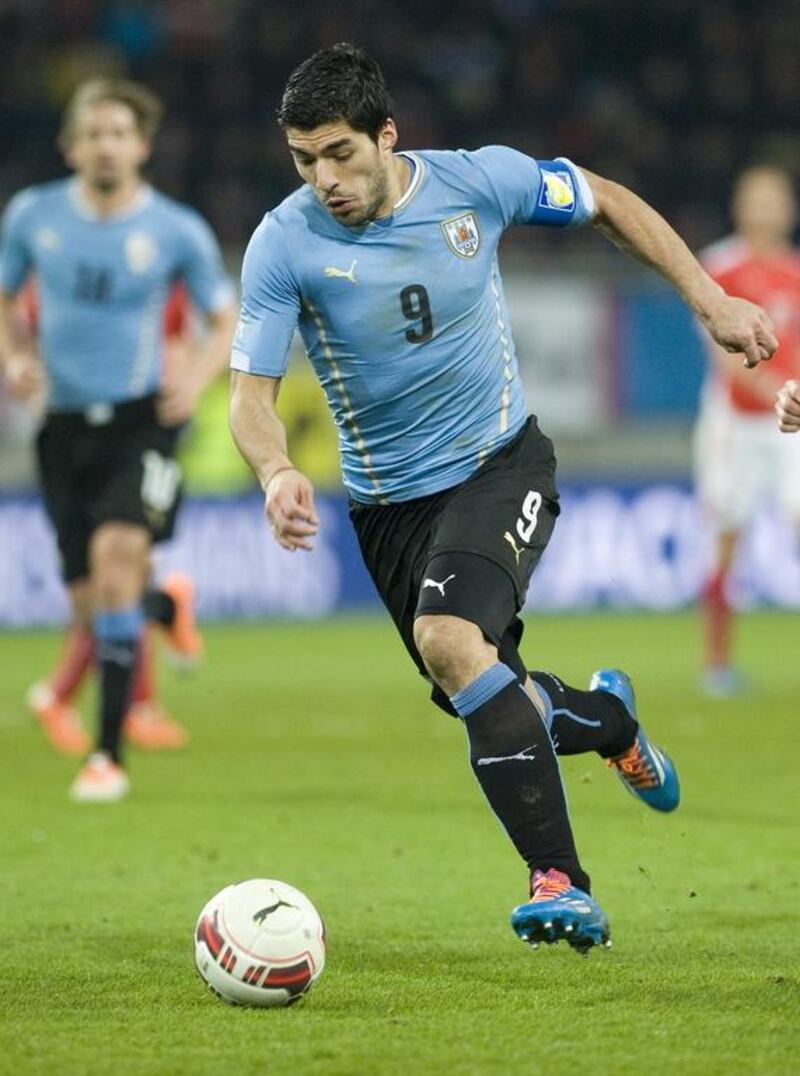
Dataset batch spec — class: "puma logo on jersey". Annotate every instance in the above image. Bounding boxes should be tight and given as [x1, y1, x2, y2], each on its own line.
[504, 531, 526, 564]
[422, 574, 455, 597]
[324, 259, 358, 285]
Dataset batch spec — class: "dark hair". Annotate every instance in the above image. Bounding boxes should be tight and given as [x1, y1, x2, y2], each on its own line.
[277, 43, 393, 141]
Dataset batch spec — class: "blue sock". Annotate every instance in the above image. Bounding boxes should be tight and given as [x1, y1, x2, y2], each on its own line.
[451, 663, 518, 717]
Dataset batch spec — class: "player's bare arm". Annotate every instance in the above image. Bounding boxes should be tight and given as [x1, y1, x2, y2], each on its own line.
[229, 369, 319, 552]
[584, 170, 779, 368]
[776, 379, 800, 432]
[158, 301, 238, 426]
[0, 290, 43, 399]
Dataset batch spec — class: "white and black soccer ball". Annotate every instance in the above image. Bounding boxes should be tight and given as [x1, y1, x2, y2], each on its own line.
[194, 878, 326, 1008]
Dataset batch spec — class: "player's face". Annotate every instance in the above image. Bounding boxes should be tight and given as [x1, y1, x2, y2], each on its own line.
[66, 101, 150, 192]
[732, 170, 797, 244]
[286, 119, 398, 226]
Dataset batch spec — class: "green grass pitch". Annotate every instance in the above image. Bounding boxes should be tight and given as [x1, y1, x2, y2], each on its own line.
[0, 612, 797, 1075]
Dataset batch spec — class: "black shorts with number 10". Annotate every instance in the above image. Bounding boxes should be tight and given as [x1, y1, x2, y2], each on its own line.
[35, 393, 183, 584]
[349, 415, 560, 715]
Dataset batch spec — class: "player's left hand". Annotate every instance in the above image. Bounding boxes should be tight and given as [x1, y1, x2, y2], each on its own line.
[157, 374, 200, 426]
[703, 296, 778, 369]
[776, 379, 800, 433]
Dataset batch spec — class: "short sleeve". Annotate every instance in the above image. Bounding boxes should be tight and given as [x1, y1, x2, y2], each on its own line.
[0, 189, 36, 293]
[230, 214, 300, 379]
[470, 146, 595, 229]
[177, 209, 235, 314]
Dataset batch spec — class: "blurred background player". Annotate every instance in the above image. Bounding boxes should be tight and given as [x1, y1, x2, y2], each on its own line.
[0, 78, 237, 800]
[694, 165, 800, 696]
[15, 278, 204, 755]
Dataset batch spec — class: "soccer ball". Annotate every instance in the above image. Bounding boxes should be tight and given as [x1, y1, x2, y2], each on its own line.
[194, 878, 326, 1007]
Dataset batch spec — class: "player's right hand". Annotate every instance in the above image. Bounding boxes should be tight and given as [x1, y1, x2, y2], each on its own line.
[3, 351, 43, 400]
[264, 467, 320, 551]
[704, 295, 778, 368]
[776, 379, 800, 433]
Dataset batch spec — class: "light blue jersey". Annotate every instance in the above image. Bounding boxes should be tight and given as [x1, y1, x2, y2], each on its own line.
[232, 146, 594, 503]
[0, 179, 233, 410]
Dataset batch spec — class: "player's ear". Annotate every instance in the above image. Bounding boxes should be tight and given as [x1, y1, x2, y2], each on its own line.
[135, 138, 152, 168]
[60, 133, 78, 169]
[377, 119, 398, 154]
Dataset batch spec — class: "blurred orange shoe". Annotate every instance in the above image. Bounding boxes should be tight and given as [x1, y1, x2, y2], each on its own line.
[69, 752, 130, 803]
[161, 573, 204, 667]
[124, 700, 188, 750]
[27, 681, 91, 756]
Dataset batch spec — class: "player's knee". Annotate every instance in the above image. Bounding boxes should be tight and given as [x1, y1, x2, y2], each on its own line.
[89, 524, 149, 603]
[413, 614, 494, 693]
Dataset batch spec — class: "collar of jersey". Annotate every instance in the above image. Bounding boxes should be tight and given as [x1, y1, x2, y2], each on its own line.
[393, 152, 425, 213]
[368, 152, 425, 228]
[68, 179, 154, 222]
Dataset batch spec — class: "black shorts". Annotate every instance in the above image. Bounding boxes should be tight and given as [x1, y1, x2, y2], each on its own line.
[36, 394, 184, 583]
[349, 416, 560, 714]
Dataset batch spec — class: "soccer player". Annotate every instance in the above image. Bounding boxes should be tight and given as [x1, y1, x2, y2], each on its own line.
[693, 166, 800, 696]
[229, 45, 777, 952]
[16, 279, 203, 754]
[776, 379, 800, 431]
[0, 78, 237, 801]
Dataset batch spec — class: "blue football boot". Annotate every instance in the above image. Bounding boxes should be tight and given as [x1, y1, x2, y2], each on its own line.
[589, 668, 680, 813]
[511, 869, 611, 956]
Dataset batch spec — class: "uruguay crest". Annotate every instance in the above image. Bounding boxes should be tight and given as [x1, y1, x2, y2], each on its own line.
[36, 228, 61, 252]
[442, 212, 480, 258]
[125, 232, 158, 274]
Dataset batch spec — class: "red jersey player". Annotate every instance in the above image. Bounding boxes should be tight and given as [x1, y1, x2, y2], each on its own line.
[18, 279, 204, 752]
[694, 165, 800, 694]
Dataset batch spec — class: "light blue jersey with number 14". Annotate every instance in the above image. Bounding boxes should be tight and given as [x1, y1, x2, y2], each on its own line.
[0, 178, 233, 411]
[232, 146, 594, 504]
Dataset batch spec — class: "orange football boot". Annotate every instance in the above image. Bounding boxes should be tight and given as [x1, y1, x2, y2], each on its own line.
[27, 681, 91, 756]
[124, 700, 188, 750]
[160, 573, 204, 667]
